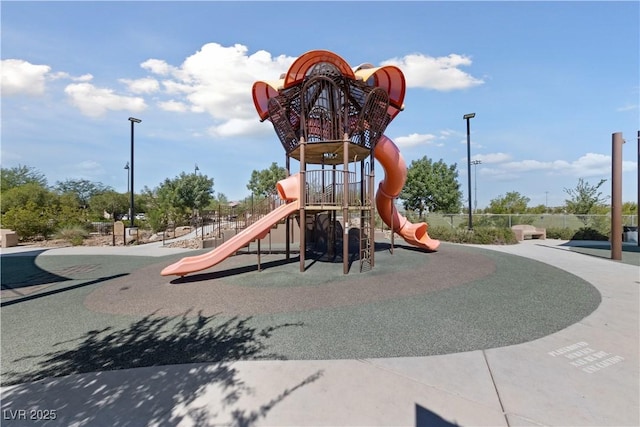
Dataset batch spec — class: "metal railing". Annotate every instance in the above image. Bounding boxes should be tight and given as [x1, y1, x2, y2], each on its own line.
[305, 169, 371, 207]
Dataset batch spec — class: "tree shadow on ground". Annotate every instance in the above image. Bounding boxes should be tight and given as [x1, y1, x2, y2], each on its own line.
[2, 311, 321, 426]
[557, 241, 640, 266]
[560, 241, 640, 252]
[1, 250, 69, 289]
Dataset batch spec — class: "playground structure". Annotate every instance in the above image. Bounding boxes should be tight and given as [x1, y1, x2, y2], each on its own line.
[161, 50, 439, 277]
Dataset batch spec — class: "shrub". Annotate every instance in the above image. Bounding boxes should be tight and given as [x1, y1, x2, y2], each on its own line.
[428, 225, 517, 245]
[0, 201, 57, 240]
[546, 227, 575, 240]
[571, 227, 608, 241]
[471, 227, 518, 244]
[55, 225, 89, 246]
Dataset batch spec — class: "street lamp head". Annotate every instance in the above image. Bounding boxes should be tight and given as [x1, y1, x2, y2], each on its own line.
[128, 117, 142, 123]
[463, 113, 476, 120]
[124, 162, 130, 170]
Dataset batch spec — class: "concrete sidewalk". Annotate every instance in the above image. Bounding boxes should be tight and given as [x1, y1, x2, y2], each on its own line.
[0, 240, 193, 258]
[1, 239, 638, 426]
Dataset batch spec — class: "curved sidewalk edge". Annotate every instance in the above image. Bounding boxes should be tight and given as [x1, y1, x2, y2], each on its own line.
[1, 239, 638, 426]
[0, 242, 196, 257]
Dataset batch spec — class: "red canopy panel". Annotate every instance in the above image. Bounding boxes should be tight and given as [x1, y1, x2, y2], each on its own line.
[283, 50, 355, 89]
[354, 65, 405, 120]
[252, 80, 281, 121]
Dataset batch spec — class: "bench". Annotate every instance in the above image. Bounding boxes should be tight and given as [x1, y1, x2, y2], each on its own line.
[511, 224, 546, 241]
[0, 229, 18, 248]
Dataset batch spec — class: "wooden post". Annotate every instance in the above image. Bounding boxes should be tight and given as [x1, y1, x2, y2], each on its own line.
[611, 132, 624, 260]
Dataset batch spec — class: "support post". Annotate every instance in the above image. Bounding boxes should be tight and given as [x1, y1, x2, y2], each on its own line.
[390, 198, 395, 254]
[360, 159, 365, 265]
[329, 165, 336, 260]
[370, 152, 375, 268]
[257, 239, 261, 272]
[299, 138, 306, 272]
[286, 154, 291, 259]
[343, 135, 349, 274]
[611, 132, 624, 260]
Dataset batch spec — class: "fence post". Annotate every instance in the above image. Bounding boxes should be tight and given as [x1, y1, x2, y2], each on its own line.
[611, 132, 624, 260]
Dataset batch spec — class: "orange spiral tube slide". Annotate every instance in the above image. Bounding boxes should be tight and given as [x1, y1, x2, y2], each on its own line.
[374, 135, 440, 251]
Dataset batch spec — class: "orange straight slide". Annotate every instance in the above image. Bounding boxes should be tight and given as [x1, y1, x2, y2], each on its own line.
[160, 174, 300, 277]
[374, 135, 441, 251]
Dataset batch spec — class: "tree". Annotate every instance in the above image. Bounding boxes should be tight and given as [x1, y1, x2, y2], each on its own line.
[487, 192, 530, 214]
[622, 201, 637, 216]
[564, 178, 607, 225]
[146, 172, 215, 228]
[207, 192, 229, 210]
[1, 164, 47, 192]
[54, 179, 111, 210]
[247, 162, 287, 198]
[1, 183, 56, 214]
[400, 156, 462, 217]
[527, 204, 547, 214]
[90, 191, 129, 220]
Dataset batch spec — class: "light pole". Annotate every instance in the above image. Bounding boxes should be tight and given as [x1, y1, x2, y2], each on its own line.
[545, 191, 549, 212]
[124, 162, 130, 198]
[471, 159, 482, 213]
[128, 117, 141, 228]
[463, 113, 476, 230]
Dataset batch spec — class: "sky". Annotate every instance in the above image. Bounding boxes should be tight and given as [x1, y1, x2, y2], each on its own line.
[1, 1, 638, 209]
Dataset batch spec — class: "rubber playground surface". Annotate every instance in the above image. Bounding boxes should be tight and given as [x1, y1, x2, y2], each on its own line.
[1, 240, 601, 383]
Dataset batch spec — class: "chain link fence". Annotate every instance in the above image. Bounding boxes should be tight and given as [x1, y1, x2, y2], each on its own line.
[422, 214, 636, 230]
[376, 212, 637, 232]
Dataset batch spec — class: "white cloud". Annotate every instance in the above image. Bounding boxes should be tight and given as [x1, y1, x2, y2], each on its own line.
[161, 80, 195, 96]
[1, 59, 51, 96]
[478, 167, 519, 181]
[382, 53, 484, 91]
[141, 59, 174, 76]
[158, 100, 188, 112]
[50, 72, 93, 82]
[75, 160, 104, 177]
[74, 74, 94, 82]
[119, 77, 160, 94]
[616, 104, 637, 112]
[142, 43, 295, 136]
[471, 152, 512, 163]
[497, 153, 637, 177]
[64, 82, 147, 118]
[207, 117, 270, 138]
[395, 133, 443, 148]
[459, 138, 483, 149]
